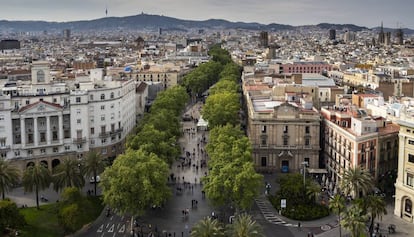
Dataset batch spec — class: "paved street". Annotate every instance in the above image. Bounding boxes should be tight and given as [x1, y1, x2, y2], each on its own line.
[6, 101, 414, 237]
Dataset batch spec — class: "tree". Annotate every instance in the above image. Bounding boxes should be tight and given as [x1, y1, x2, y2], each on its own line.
[202, 92, 240, 127]
[0, 199, 25, 234]
[341, 204, 368, 237]
[190, 217, 224, 237]
[306, 180, 321, 203]
[340, 167, 374, 198]
[226, 213, 264, 237]
[83, 151, 106, 196]
[329, 194, 345, 237]
[22, 163, 51, 209]
[0, 158, 20, 200]
[209, 80, 239, 95]
[100, 149, 171, 217]
[363, 195, 387, 237]
[53, 158, 85, 192]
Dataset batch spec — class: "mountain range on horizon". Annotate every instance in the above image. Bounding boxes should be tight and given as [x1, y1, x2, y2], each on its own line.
[0, 13, 413, 35]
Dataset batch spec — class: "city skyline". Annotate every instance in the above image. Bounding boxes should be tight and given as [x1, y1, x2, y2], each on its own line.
[0, 0, 413, 29]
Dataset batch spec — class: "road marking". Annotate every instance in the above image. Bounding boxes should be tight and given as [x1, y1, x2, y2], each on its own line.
[119, 224, 125, 233]
[106, 223, 110, 229]
[97, 224, 104, 232]
[101, 233, 105, 237]
[108, 224, 115, 232]
[117, 223, 120, 230]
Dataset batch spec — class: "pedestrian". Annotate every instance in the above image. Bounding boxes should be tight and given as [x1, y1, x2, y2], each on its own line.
[298, 222, 301, 230]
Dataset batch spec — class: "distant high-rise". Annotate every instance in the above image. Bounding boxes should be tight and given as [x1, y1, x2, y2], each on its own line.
[395, 28, 404, 45]
[63, 29, 71, 40]
[378, 22, 385, 45]
[385, 32, 391, 45]
[329, 29, 336, 40]
[343, 31, 355, 43]
[0, 39, 20, 50]
[260, 31, 269, 48]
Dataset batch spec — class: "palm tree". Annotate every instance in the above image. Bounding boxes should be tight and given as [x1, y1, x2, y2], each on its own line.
[191, 217, 224, 237]
[52, 158, 85, 192]
[340, 167, 374, 199]
[22, 163, 51, 209]
[341, 204, 368, 237]
[83, 151, 106, 196]
[226, 213, 264, 237]
[306, 180, 321, 203]
[364, 195, 387, 237]
[329, 194, 345, 237]
[0, 158, 20, 200]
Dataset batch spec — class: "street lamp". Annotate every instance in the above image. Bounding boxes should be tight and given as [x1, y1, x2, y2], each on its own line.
[301, 161, 308, 188]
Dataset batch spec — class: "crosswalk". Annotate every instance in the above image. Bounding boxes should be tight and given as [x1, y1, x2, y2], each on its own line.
[255, 196, 296, 227]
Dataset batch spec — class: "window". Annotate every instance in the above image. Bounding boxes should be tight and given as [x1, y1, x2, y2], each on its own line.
[37, 70, 45, 82]
[76, 109, 81, 114]
[53, 147, 58, 153]
[305, 138, 310, 146]
[76, 97, 81, 103]
[77, 119, 81, 124]
[304, 158, 310, 166]
[261, 137, 267, 146]
[40, 148, 46, 154]
[101, 105, 105, 110]
[100, 94, 105, 100]
[90, 94, 94, 100]
[90, 116, 94, 123]
[26, 100, 30, 105]
[261, 125, 267, 133]
[90, 139, 95, 145]
[261, 157, 267, 167]
[111, 113, 115, 120]
[90, 127, 95, 135]
[65, 145, 70, 151]
[110, 92, 114, 99]
[409, 140, 414, 145]
[409, 154, 414, 163]
[110, 104, 114, 109]
[407, 173, 414, 187]
[101, 115, 105, 121]
[283, 125, 288, 134]
[101, 138, 107, 144]
[305, 126, 310, 134]
[283, 137, 288, 146]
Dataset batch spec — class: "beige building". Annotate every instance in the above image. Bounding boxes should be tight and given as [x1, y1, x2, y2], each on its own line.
[245, 89, 321, 173]
[394, 112, 414, 223]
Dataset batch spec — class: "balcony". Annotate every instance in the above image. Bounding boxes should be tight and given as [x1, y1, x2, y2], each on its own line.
[109, 128, 124, 135]
[0, 145, 10, 150]
[99, 132, 110, 138]
[72, 137, 87, 144]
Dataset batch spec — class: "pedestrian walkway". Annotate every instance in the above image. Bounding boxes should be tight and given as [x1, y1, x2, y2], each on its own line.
[255, 195, 293, 226]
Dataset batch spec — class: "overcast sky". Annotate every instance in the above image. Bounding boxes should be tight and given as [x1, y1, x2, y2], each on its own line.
[1, 0, 413, 29]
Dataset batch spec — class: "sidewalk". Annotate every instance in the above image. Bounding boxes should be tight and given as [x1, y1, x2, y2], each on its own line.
[258, 173, 414, 237]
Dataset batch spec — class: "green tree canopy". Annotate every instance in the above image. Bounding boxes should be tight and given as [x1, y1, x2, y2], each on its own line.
[209, 80, 239, 95]
[83, 151, 106, 196]
[127, 124, 180, 165]
[52, 158, 85, 192]
[150, 86, 188, 117]
[100, 149, 171, 217]
[329, 194, 346, 237]
[220, 62, 241, 82]
[340, 167, 374, 198]
[226, 213, 264, 237]
[0, 199, 25, 233]
[341, 204, 368, 237]
[202, 92, 240, 127]
[22, 163, 51, 209]
[190, 217, 224, 237]
[0, 158, 20, 200]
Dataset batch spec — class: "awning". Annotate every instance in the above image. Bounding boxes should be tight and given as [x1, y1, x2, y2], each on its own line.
[307, 168, 328, 174]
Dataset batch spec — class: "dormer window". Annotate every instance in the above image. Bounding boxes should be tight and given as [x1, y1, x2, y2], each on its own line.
[37, 70, 45, 82]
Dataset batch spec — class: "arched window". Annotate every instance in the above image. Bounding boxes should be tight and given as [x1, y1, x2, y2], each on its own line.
[100, 94, 105, 100]
[405, 199, 412, 214]
[37, 70, 45, 82]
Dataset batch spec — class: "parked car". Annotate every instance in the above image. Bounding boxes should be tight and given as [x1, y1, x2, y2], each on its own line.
[89, 175, 101, 183]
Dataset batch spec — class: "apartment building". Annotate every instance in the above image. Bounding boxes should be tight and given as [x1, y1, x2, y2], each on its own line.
[0, 61, 143, 172]
[321, 106, 399, 195]
[394, 111, 414, 223]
